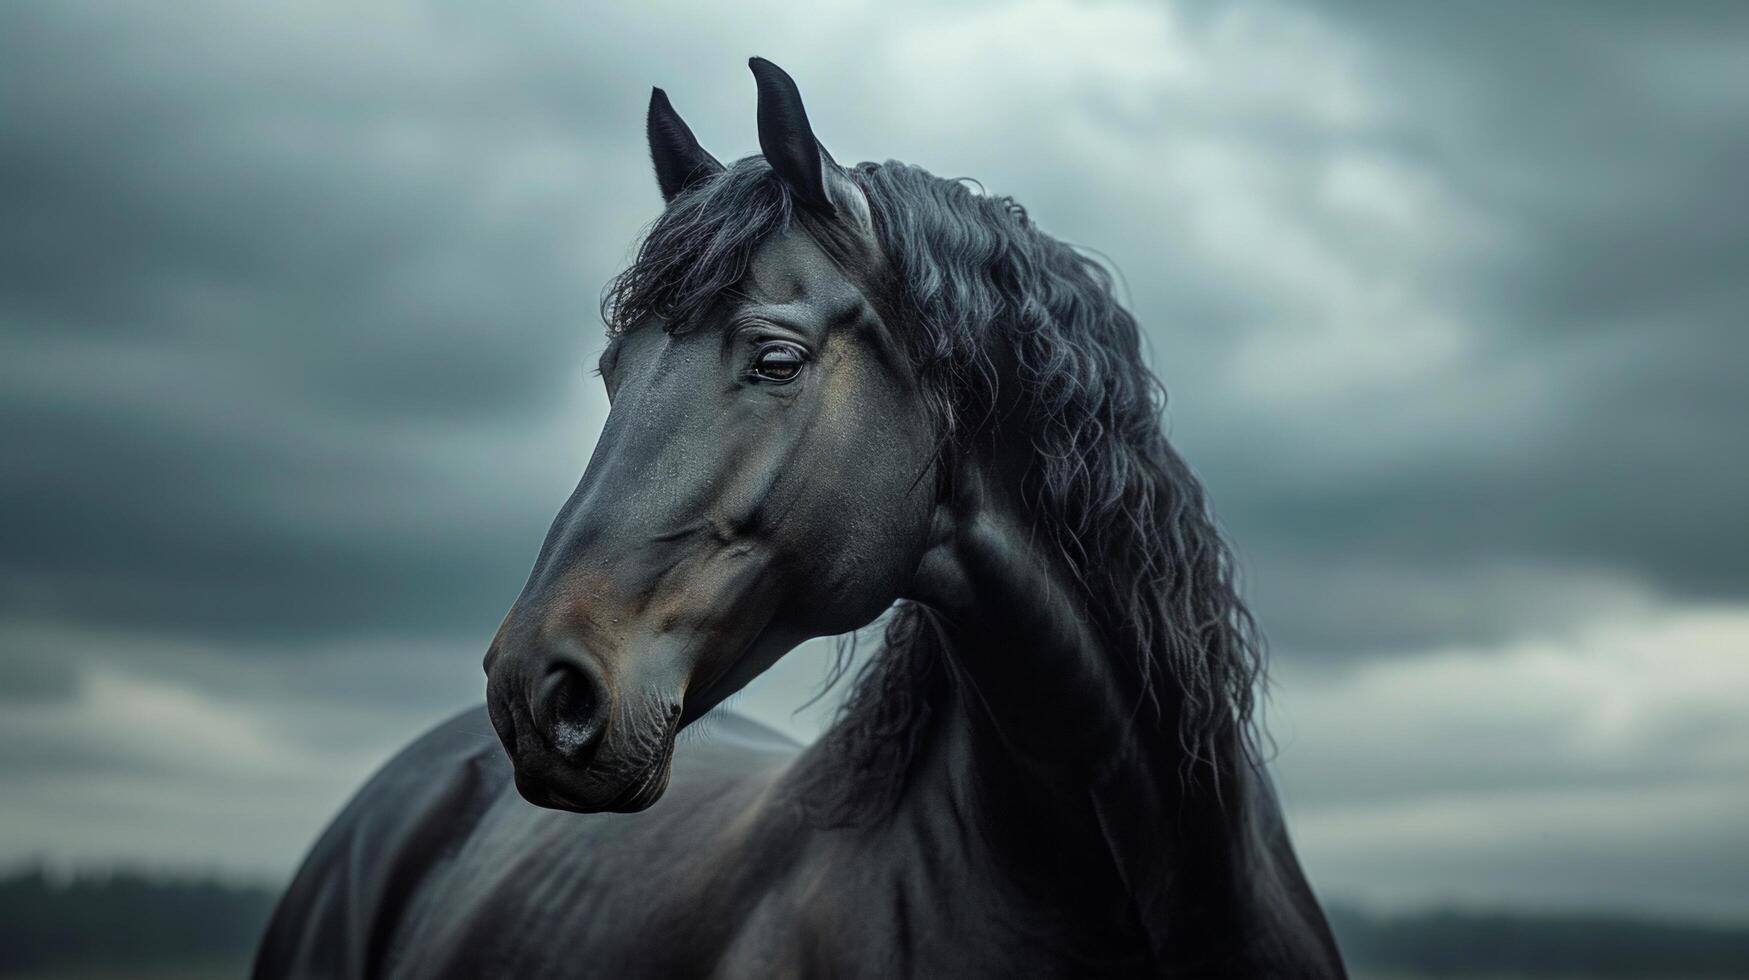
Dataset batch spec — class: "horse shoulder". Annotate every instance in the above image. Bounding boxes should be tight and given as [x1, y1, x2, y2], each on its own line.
[257, 706, 816, 979]
[253, 705, 510, 979]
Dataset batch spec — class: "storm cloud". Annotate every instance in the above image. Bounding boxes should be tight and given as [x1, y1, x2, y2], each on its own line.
[1, 0, 1745, 919]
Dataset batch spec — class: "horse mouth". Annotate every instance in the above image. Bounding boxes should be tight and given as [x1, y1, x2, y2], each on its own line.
[522, 749, 674, 815]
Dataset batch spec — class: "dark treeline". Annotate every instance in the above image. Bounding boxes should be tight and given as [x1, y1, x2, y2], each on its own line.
[1327, 905, 1749, 977]
[2, 867, 1748, 976]
[0, 867, 275, 974]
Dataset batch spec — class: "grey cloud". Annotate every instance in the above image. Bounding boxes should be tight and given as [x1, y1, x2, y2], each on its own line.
[0, 646, 78, 703]
[1151, 3, 1749, 651]
[0, 2, 636, 647]
[5, 0, 1741, 665]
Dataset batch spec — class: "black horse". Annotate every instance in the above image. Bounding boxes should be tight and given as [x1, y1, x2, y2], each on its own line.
[256, 59, 1346, 979]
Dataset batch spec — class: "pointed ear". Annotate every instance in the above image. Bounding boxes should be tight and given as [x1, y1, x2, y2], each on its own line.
[647, 87, 724, 203]
[748, 57, 836, 216]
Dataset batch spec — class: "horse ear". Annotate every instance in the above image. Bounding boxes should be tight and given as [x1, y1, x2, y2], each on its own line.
[647, 87, 724, 203]
[748, 57, 837, 216]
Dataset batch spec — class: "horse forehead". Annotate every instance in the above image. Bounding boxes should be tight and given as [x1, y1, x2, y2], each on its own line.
[744, 227, 863, 309]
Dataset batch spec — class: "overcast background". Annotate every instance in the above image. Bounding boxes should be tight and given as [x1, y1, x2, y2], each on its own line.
[2, 0, 1746, 925]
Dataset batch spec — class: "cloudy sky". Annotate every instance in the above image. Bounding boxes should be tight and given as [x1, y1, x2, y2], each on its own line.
[3, 1, 1746, 922]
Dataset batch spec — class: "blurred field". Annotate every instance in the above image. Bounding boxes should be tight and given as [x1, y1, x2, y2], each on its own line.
[6, 967, 1744, 980]
[2, 962, 245, 980]
[4, 870, 1748, 978]
[1351, 976, 1746, 980]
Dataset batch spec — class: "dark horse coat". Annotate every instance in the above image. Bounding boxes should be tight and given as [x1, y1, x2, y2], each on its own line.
[257, 59, 1347, 979]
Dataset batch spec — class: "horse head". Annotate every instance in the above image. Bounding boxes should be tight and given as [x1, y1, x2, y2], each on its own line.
[484, 59, 939, 813]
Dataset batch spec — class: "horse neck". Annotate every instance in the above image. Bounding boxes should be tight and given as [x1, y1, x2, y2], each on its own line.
[881, 457, 1343, 975]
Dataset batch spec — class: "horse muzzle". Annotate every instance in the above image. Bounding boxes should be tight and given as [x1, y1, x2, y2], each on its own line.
[484, 631, 678, 813]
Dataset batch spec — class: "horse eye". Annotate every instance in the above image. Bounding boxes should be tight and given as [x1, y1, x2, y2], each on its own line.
[749, 342, 805, 384]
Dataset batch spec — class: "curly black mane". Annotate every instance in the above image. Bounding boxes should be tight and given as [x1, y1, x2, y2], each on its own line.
[603, 157, 1264, 820]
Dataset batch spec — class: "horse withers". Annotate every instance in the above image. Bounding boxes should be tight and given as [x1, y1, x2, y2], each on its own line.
[256, 58, 1347, 979]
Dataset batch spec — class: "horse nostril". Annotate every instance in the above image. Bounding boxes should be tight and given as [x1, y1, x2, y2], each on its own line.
[534, 664, 606, 760]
